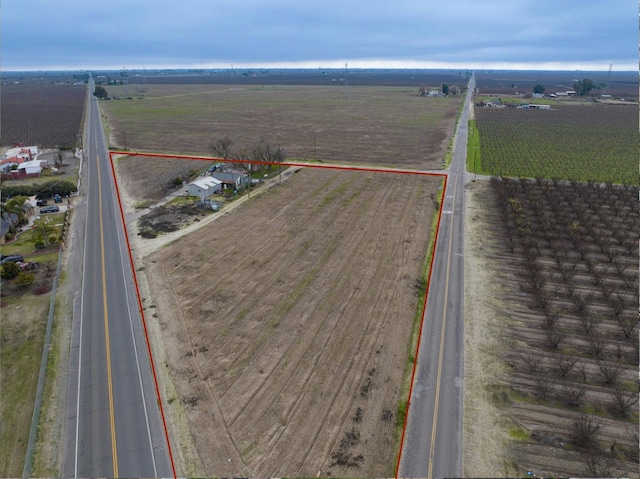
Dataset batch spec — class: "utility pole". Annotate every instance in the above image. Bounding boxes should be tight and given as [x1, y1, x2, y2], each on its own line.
[473, 146, 479, 182]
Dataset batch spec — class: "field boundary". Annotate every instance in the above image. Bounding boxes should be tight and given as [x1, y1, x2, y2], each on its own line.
[107, 149, 447, 474]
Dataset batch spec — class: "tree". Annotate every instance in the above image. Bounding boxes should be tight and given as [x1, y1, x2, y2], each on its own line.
[0, 262, 20, 280]
[1, 196, 29, 235]
[93, 85, 108, 99]
[441, 83, 449, 95]
[32, 217, 58, 247]
[533, 84, 545, 94]
[573, 78, 595, 97]
[209, 135, 233, 159]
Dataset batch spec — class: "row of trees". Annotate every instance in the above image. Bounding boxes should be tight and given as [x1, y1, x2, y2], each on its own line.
[417, 83, 460, 96]
[531, 79, 604, 96]
[209, 135, 287, 198]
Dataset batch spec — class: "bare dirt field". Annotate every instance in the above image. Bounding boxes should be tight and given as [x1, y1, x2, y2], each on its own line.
[141, 167, 440, 477]
[102, 84, 463, 169]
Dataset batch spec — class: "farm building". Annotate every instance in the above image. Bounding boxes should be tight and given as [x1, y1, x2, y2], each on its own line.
[18, 160, 45, 175]
[210, 171, 249, 190]
[518, 104, 551, 110]
[3, 146, 38, 161]
[187, 177, 222, 201]
[0, 156, 25, 170]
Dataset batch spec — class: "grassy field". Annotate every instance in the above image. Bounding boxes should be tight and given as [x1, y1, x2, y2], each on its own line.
[473, 103, 638, 184]
[102, 84, 463, 169]
[0, 293, 50, 477]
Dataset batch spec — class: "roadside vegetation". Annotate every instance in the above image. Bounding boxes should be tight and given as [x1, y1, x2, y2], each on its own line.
[0, 206, 69, 475]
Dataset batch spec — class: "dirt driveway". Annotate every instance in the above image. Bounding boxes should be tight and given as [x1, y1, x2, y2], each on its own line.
[141, 167, 440, 477]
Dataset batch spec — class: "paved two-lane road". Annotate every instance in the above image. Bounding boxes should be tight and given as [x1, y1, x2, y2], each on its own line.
[63, 80, 173, 478]
[399, 75, 475, 478]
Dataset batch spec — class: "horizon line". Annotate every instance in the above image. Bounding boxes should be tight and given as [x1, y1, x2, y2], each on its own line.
[3, 59, 636, 73]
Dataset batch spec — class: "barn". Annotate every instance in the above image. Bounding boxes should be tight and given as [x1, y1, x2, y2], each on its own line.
[187, 177, 222, 201]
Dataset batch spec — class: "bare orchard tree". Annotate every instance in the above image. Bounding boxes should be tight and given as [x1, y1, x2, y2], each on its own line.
[571, 414, 603, 451]
[597, 360, 622, 386]
[611, 386, 638, 418]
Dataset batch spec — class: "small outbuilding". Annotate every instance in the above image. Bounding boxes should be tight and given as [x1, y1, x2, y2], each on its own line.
[187, 176, 222, 201]
[17, 160, 45, 175]
[210, 171, 249, 190]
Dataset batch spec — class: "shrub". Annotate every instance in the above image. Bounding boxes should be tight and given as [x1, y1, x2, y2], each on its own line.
[0, 262, 20, 279]
[14, 272, 35, 287]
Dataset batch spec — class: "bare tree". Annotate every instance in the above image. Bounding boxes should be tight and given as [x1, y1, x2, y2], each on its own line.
[572, 292, 593, 314]
[579, 312, 600, 335]
[560, 383, 586, 407]
[615, 314, 637, 339]
[209, 135, 234, 159]
[545, 328, 565, 350]
[571, 414, 603, 451]
[520, 353, 542, 373]
[597, 360, 622, 385]
[556, 356, 578, 378]
[587, 333, 606, 357]
[611, 386, 638, 418]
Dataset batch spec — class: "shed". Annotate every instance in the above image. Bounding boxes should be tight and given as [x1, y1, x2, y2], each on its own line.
[187, 176, 222, 201]
[17, 160, 44, 175]
[210, 171, 249, 190]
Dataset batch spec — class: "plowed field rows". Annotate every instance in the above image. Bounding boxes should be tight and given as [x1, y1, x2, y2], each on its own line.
[145, 168, 440, 477]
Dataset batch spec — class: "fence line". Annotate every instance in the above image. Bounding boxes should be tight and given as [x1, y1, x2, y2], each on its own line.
[22, 247, 63, 479]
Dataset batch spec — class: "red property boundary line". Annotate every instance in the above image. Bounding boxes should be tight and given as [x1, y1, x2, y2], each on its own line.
[107, 150, 448, 477]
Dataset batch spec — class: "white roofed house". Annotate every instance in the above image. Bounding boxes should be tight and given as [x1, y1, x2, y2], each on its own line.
[17, 160, 45, 175]
[187, 176, 222, 202]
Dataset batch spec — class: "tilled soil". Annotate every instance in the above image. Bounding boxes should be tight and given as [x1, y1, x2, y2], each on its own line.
[145, 168, 440, 477]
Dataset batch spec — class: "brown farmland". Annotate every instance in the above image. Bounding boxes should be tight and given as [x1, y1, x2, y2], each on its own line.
[142, 168, 440, 477]
[102, 84, 463, 169]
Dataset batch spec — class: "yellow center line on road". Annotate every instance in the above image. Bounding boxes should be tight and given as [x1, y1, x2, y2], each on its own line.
[96, 132, 119, 477]
[427, 172, 458, 479]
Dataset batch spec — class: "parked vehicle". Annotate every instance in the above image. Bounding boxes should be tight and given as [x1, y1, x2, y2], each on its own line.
[39, 205, 60, 214]
[36, 199, 48, 206]
[1, 254, 24, 265]
[54, 194, 62, 203]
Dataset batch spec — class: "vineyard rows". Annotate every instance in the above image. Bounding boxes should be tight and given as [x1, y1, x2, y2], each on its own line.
[475, 105, 638, 184]
[1, 84, 86, 148]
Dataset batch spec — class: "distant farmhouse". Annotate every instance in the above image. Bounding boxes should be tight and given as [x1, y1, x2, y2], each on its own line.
[0, 146, 46, 180]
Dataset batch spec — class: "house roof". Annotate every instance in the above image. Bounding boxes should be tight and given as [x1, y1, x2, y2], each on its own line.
[17, 160, 43, 170]
[190, 176, 222, 190]
[211, 172, 245, 182]
[0, 157, 24, 166]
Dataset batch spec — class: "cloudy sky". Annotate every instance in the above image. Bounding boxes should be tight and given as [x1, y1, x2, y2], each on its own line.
[2, 0, 637, 71]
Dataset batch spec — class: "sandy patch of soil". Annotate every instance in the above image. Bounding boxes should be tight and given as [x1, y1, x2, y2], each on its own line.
[462, 180, 516, 476]
[141, 168, 439, 477]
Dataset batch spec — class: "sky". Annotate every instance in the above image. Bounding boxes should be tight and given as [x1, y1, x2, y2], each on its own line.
[1, 0, 637, 71]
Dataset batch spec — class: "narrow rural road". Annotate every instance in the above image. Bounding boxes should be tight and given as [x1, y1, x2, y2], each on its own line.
[62, 79, 173, 478]
[399, 74, 475, 478]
